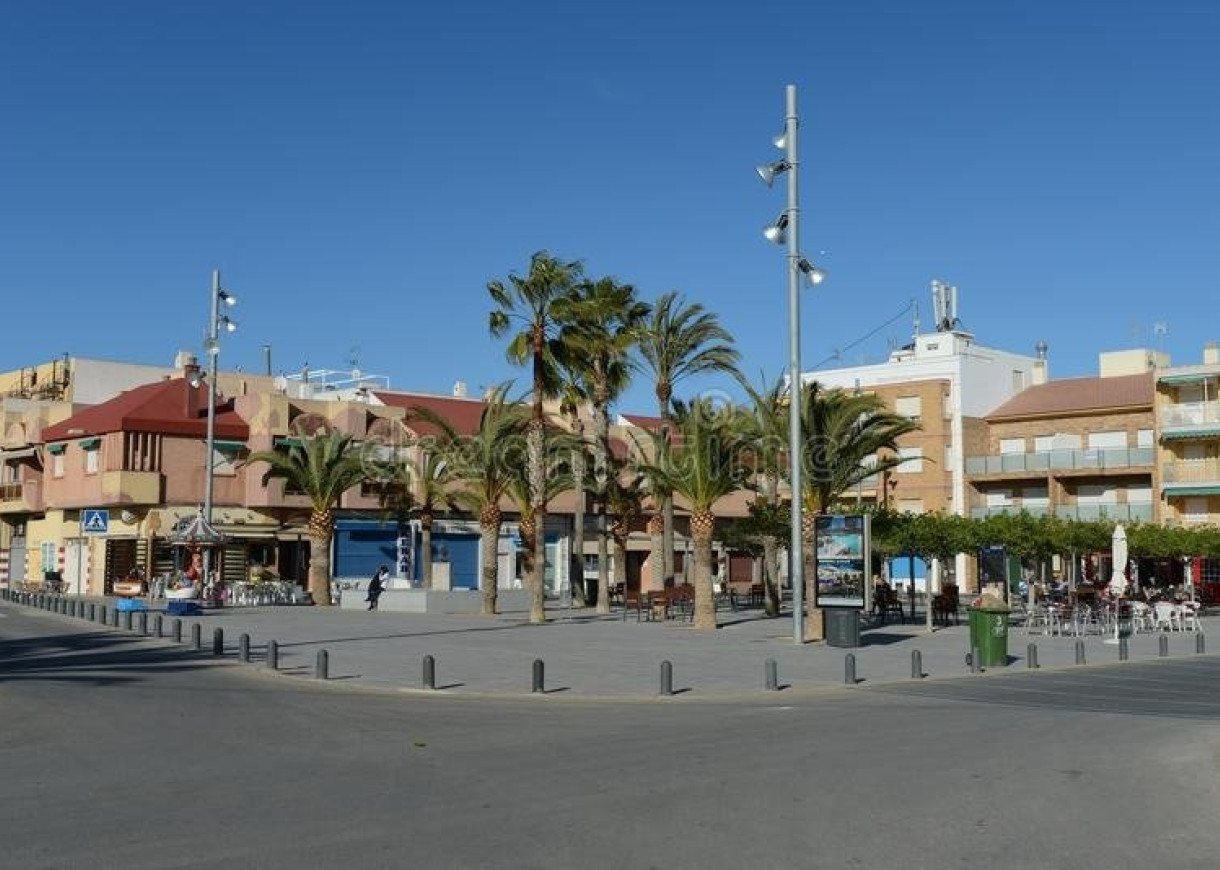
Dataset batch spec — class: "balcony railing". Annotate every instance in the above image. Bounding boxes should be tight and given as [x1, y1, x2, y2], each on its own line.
[970, 505, 1049, 519]
[1054, 503, 1154, 522]
[965, 447, 1155, 476]
[0, 481, 24, 501]
[1161, 401, 1220, 430]
[1161, 459, 1220, 485]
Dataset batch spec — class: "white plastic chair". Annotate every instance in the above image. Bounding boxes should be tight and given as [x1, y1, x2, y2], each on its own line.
[1153, 602, 1180, 632]
[1180, 603, 1202, 632]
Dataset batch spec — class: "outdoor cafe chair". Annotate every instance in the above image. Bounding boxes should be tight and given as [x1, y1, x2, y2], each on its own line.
[1024, 604, 1051, 636]
[1153, 602, 1182, 632]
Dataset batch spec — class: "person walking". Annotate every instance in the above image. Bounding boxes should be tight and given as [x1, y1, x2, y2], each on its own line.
[366, 565, 389, 611]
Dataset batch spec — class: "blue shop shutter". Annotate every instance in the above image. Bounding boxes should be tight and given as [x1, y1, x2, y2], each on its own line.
[335, 520, 400, 579]
[435, 532, 479, 590]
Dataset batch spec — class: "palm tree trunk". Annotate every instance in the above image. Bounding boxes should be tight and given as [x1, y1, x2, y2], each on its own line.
[527, 418, 547, 622]
[762, 534, 780, 617]
[802, 513, 823, 641]
[596, 520, 611, 615]
[570, 429, 587, 606]
[521, 512, 546, 624]
[420, 514, 434, 590]
[647, 513, 664, 592]
[593, 403, 611, 614]
[692, 510, 716, 630]
[479, 507, 501, 615]
[308, 532, 332, 607]
[612, 533, 628, 603]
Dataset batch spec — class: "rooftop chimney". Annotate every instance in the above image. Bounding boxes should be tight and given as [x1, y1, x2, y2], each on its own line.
[453, 380, 468, 398]
[1205, 342, 1219, 365]
[1031, 341, 1049, 385]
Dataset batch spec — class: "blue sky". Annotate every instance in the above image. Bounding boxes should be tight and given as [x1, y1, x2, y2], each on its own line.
[3, 1, 1217, 413]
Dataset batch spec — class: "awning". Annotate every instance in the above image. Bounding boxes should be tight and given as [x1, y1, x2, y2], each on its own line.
[1, 447, 37, 462]
[213, 440, 248, 451]
[274, 437, 302, 448]
[46, 443, 66, 455]
[78, 437, 101, 450]
[1162, 485, 1220, 496]
[1162, 428, 1220, 440]
[1159, 373, 1214, 385]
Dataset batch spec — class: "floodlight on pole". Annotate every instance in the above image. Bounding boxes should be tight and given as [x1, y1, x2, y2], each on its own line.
[763, 213, 789, 245]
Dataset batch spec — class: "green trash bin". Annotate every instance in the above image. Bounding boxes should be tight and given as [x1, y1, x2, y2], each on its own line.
[968, 594, 1011, 667]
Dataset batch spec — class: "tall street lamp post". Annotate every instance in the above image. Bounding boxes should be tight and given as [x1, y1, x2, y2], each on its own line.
[203, 269, 237, 581]
[758, 84, 826, 645]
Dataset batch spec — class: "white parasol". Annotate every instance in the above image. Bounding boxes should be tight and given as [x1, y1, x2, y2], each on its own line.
[1108, 524, 1128, 597]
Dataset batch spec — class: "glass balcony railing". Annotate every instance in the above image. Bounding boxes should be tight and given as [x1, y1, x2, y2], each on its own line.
[970, 505, 1050, 519]
[965, 447, 1155, 475]
[1053, 503, 1155, 522]
[1161, 401, 1220, 430]
[1161, 459, 1220, 484]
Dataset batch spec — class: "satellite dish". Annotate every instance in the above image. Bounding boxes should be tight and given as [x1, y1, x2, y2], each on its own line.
[120, 510, 136, 524]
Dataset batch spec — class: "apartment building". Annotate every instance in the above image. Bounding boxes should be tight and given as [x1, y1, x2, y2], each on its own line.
[1156, 343, 1220, 526]
[967, 350, 1158, 523]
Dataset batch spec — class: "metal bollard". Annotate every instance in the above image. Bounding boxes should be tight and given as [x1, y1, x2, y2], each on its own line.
[138, 612, 148, 636]
[1119, 637, 1129, 661]
[212, 627, 224, 656]
[190, 623, 202, 651]
[532, 659, 545, 694]
[154, 614, 163, 638]
[173, 618, 183, 644]
[121, 611, 132, 631]
[659, 660, 673, 696]
[110, 609, 119, 628]
[845, 653, 858, 685]
[765, 658, 778, 691]
[1159, 635, 1169, 658]
[88, 603, 95, 622]
[970, 646, 982, 674]
[1197, 633, 1206, 655]
[315, 649, 329, 680]
[267, 639, 279, 670]
[422, 655, 436, 690]
[239, 634, 250, 663]
[1075, 640, 1086, 665]
[1027, 643, 1039, 669]
[98, 605, 107, 625]
[911, 650, 923, 679]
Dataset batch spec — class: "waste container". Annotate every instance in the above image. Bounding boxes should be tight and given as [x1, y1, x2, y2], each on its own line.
[967, 593, 1010, 667]
[825, 607, 862, 648]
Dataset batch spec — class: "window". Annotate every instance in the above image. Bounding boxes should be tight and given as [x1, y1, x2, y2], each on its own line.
[1184, 497, 1210, 525]
[1136, 429, 1154, 448]
[1077, 485, 1118, 505]
[986, 490, 1013, 507]
[52, 453, 64, 478]
[943, 445, 954, 468]
[1022, 486, 1049, 507]
[1127, 485, 1152, 504]
[894, 396, 922, 419]
[1034, 436, 1055, 453]
[897, 446, 923, 473]
[1087, 431, 1126, 449]
[1012, 370, 1026, 392]
[210, 445, 242, 476]
[39, 541, 57, 574]
[897, 498, 925, 514]
[85, 448, 99, 474]
[999, 438, 1025, 455]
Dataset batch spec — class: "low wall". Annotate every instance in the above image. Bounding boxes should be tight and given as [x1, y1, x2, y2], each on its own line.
[338, 588, 533, 614]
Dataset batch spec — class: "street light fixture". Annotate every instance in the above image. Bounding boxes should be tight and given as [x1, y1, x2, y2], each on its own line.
[756, 84, 827, 645]
[202, 270, 238, 583]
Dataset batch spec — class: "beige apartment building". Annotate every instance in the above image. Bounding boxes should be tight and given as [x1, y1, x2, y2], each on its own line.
[1156, 343, 1220, 526]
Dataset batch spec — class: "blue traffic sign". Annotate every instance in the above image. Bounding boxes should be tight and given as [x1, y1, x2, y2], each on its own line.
[81, 509, 110, 535]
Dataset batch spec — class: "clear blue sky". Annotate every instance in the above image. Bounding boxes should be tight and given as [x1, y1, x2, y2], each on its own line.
[3, 1, 1217, 413]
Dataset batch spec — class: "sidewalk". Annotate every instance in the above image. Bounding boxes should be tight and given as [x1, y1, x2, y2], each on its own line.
[15, 594, 1212, 699]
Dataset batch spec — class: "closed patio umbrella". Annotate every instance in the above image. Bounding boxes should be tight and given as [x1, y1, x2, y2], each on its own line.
[1108, 524, 1128, 597]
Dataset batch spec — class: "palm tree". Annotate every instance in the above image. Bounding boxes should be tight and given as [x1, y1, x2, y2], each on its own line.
[634, 292, 740, 589]
[505, 438, 575, 624]
[637, 398, 749, 630]
[603, 458, 645, 602]
[410, 386, 530, 615]
[244, 427, 368, 607]
[738, 373, 789, 616]
[381, 445, 454, 590]
[555, 373, 590, 606]
[489, 252, 584, 617]
[800, 382, 921, 640]
[562, 275, 650, 612]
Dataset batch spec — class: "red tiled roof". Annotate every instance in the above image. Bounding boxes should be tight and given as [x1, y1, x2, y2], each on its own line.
[374, 391, 487, 438]
[41, 378, 249, 441]
[987, 373, 1153, 420]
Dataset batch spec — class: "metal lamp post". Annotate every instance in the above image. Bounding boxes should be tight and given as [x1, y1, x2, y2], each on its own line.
[202, 269, 237, 581]
[758, 84, 826, 645]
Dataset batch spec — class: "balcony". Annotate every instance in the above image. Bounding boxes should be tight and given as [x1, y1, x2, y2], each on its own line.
[970, 505, 1050, 519]
[100, 470, 163, 505]
[1160, 401, 1220, 439]
[0, 479, 42, 513]
[1054, 503, 1154, 523]
[965, 447, 1155, 476]
[1161, 459, 1220, 496]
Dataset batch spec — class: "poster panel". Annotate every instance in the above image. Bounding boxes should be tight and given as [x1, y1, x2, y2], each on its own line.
[814, 514, 870, 609]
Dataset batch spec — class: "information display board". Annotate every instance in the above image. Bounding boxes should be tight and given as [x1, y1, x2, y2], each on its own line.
[814, 514, 870, 609]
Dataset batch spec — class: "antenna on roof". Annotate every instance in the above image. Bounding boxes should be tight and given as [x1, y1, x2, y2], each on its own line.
[1153, 322, 1168, 357]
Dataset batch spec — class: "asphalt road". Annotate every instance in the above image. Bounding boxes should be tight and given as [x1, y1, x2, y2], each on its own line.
[3, 603, 1220, 869]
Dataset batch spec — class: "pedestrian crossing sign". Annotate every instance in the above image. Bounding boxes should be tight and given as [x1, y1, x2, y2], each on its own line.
[81, 509, 110, 535]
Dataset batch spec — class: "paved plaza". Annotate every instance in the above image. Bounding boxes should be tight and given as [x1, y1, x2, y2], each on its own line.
[6, 593, 1215, 699]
